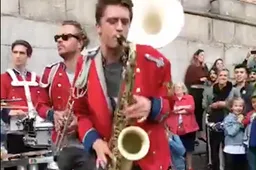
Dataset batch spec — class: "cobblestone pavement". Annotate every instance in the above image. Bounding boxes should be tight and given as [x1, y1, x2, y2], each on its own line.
[193, 154, 208, 170]
[193, 140, 208, 170]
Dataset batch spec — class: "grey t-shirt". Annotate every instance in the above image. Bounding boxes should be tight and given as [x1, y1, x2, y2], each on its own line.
[104, 62, 123, 110]
[104, 63, 123, 98]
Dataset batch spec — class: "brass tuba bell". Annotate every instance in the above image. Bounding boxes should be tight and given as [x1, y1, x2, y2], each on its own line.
[127, 0, 185, 49]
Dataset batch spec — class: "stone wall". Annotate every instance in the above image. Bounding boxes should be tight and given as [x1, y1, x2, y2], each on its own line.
[1, 0, 256, 82]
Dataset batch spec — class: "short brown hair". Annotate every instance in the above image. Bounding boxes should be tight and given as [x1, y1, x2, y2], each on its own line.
[11, 40, 33, 57]
[217, 68, 229, 75]
[95, 0, 133, 24]
[62, 20, 90, 50]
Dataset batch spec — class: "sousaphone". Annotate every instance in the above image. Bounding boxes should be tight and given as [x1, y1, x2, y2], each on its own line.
[127, 0, 185, 49]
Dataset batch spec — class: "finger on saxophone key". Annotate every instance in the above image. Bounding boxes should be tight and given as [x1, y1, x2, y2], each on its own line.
[96, 158, 107, 169]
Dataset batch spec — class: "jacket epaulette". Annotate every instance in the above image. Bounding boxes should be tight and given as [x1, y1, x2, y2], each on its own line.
[39, 62, 61, 88]
[85, 46, 99, 59]
[45, 62, 60, 68]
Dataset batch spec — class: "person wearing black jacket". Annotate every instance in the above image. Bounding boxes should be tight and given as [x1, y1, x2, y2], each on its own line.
[202, 69, 240, 170]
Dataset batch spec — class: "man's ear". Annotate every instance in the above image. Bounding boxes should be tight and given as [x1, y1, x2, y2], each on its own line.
[78, 40, 83, 50]
[96, 23, 102, 35]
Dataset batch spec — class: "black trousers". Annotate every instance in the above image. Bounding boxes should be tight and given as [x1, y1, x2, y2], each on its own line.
[57, 147, 98, 170]
[209, 131, 224, 170]
[57, 147, 143, 170]
[5, 134, 47, 170]
[189, 88, 204, 131]
[224, 153, 247, 170]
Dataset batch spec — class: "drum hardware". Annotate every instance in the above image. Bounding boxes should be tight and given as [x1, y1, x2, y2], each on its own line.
[1, 98, 26, 110]
[1, 150, 54, 170]
[2, 150, 52, 160]
[23, 121, 53, 148]
[9, 113, 54, 148]
[1, 105, 28, 109]
[10, 115, 27, 131]
[9, 112, 35, 132]
[1, 98, 23, 103]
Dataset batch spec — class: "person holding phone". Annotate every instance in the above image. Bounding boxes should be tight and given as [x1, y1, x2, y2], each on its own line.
[242, 50, 256, 69]
[166, 127, 186, 170]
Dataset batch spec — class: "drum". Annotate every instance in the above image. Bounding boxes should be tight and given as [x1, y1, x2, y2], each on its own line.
[23, 121, 53, 148]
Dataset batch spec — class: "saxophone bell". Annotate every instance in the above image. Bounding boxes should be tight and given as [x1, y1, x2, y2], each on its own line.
[117, 126, 150, 161]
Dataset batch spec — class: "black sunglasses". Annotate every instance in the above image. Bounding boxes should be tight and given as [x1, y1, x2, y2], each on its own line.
[54, 34, 80, 42]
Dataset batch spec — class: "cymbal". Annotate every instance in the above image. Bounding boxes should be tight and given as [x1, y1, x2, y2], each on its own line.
[1, 98, 23, 103]
[0, 105, 28, 109]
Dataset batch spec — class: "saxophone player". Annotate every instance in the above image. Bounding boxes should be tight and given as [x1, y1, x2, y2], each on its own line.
[73, 0, 174, 170]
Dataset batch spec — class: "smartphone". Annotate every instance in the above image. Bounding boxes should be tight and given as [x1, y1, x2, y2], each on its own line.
[251, 50, 256, 54]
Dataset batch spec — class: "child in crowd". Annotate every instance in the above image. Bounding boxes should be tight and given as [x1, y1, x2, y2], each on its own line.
[166, 127, 186, 170]
[243, 94, 256, 170]
[223, 97, 247, 170]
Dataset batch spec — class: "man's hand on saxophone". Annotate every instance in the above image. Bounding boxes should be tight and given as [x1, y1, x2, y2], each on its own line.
[93, 139, 114, 169]
[123, 95, 151, 121]
[91, 95, 151, 169]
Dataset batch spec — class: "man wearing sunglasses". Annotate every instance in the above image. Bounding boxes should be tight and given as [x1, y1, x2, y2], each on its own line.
[36, 20, 91, 170]
[73, 1, 174, 170]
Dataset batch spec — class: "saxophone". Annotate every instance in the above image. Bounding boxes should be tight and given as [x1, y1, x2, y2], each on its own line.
[107, 36, 150, 170]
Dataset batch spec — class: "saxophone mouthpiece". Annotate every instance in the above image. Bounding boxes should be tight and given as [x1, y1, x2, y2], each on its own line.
[116, 35, 128, 48]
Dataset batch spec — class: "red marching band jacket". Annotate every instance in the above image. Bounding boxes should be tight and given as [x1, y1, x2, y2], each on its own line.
[166, 94, 199, 134]
[36, 62, 73, 141]
[1, 69, 41, 111]
[73, 45, 174, 170]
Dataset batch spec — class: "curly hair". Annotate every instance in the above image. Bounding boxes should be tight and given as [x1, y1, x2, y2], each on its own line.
[61, 20, 90, 50]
